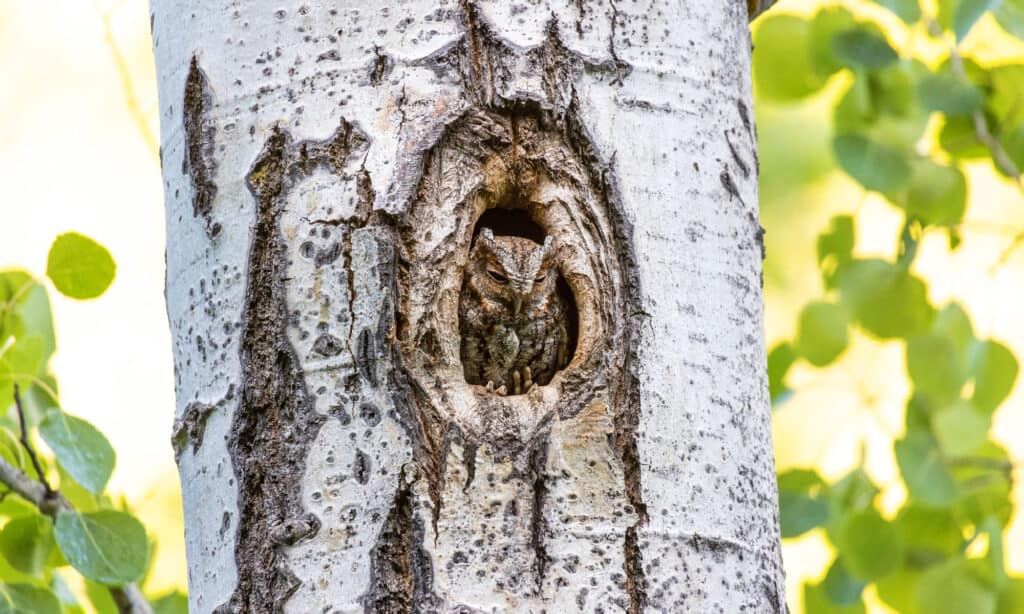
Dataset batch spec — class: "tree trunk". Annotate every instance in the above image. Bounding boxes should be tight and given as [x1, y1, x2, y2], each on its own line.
[152, 1, 783, 612]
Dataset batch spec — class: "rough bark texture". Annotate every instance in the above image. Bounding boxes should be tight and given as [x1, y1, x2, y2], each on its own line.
[153, 0, 784, 612]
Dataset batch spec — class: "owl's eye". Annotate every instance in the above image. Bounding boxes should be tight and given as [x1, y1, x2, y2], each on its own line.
[487, 269, 508, 283]
[534, 273, 547, 283]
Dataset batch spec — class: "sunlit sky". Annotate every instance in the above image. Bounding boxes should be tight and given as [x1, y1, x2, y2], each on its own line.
[1, 0, 1023, 606]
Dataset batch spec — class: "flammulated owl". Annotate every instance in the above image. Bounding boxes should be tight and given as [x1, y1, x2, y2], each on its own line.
[459, 228, 570, 395]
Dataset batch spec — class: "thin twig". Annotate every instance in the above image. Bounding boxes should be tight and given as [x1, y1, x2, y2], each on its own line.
[945, 455, 1016, 472]
[748, 0, 778, 21]
[924, 17, 1024, 271]
[989, 231, 1024, 274]
[936, 18, 1024, 185]
[2, 391, 154, 614]
[13, 385, 53, 497]
[4, 374, 60, 403]
[92, 0, 159, 161]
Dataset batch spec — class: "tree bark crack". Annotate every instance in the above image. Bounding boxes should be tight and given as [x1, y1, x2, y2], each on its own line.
[182, 55, 221, 238]
[220, 119, 372, 613]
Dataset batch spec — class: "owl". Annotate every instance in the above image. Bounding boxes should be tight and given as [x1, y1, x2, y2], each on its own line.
[459, 228, 570, 395]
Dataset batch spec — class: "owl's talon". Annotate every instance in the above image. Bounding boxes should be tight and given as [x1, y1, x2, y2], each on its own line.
[522, 367, 533, 391]
[495, 385, 507, 396]
[512, 371, 522, 395]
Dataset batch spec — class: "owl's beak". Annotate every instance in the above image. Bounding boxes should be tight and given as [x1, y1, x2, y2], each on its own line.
[511, 280, 531, 315]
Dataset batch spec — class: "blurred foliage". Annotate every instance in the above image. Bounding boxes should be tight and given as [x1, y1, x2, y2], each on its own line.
[0, 235, 183, 611]
[756, 0, 1024, 612]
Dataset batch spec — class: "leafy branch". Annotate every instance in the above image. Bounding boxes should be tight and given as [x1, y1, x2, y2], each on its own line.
[0, 235, 157, 612]
[3, 387, 153, 614]
[933, 17, 1024, 186]
[757, 0, 1023, 610]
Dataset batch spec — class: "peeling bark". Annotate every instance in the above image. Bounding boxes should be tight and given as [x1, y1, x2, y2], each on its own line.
[154, 0, 784, 612]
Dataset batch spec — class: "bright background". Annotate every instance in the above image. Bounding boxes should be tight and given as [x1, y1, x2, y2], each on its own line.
[0, 0, 183, 596]
[0, 0, 1022, 610]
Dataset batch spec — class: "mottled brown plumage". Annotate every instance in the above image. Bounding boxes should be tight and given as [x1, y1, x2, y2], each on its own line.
[459, 228, 570, 395]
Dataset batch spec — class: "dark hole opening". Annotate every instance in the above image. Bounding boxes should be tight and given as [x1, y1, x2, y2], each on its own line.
[472, 207, 547, 244]
[462, 208, 579, 394]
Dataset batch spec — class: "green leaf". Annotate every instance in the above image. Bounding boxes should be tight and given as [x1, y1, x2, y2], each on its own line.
[833, 61, 931, 154]
[84, 580, 117, 614]
[0, 427, 25, 473]
[967, 341, 1018, 414]
[833, 133, 911, 194]
[895, 504, 964, 561]
[768, 343, 797, 405]
[872, 60, 924, 118]
[0, 276, 57, 423]
[809, 7, 859, 80]
[998, 123, 1024, 176]
[0, 494, 35, 530]
[823, 557, 866, 606]
[0, 272, 55, 361]
[0, 337, 44, 390]
[997, 577, 1024, 614]
[795, 302, 849, 367]
[918, 558, 997, 614]
[51, 572, 84, 611]
[754, 15, 825, 101]
[987, 64, 1024, 124]
[895, 431, 959, 506]
[933, 303, 975, 352]
[803, 579, 867, 614]
[834, 72, 875, 132]
[994, 0, 1024, 39]
[817, 216, 855, 289]
[0, 583, 61, 614]
[918, 70, 984, 116]
[940, 115, 990, 160]
[0, 516, 55, 578]
[54, 510, 148, 586]
[952, 441, 1014, 526]
[903, 160, 968, 226]
[949, 226, 963, 250]
[45, 233, 116, 300]
[16, 374, 58, 429]
[982, 517, 1008, 589]
[877, 0, 923, 23]
[817, 216, 855, 265]
[906, 334, 966, 406]
[934, 400, 990, 455]
[778, 469, 828, 538]
[152, 591, 189, 614]
[876, 568, 922, 614]
[952, 0, 1002, 41]
[838, 260, 934, 339]
[832, 29, 899, 70]
[0, 338, 46, 420]
[827, 469, 878, 517]
[38, 408, 114, 495]
[834, 507, 904, 580]
[55, 465, 98, 514]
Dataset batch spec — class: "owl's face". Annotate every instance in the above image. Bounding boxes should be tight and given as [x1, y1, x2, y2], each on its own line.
[467, 228, 556, 315]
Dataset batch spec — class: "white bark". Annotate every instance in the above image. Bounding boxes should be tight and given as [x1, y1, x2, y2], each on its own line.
[152, 1, 783, 612]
